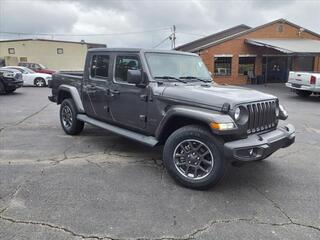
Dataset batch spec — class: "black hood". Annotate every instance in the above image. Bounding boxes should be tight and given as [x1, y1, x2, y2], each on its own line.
[161, 84, 277, 109]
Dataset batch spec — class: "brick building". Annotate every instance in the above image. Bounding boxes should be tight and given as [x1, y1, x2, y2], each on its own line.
[176, 19, 320, 85]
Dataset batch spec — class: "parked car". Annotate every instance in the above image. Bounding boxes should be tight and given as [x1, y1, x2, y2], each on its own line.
[49, 48, 295, 190]
[286, 71, 320, 97]
[1, 66, 51, 87]
[0, 69, 23, 94]
[18, 62, 55, 75]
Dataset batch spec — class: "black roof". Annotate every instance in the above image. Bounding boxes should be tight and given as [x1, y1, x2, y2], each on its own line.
[175, 24, 251, 52]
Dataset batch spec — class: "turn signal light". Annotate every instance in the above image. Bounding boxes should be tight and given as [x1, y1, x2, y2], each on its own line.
[310, 75, 316, 85]
[210, 122, 235, 130]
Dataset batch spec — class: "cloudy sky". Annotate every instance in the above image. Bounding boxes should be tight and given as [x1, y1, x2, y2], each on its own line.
[0, 0, 319, 49]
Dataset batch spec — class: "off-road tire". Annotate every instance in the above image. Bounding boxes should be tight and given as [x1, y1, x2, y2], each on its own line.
[34, 78, 46, 87]
[296, 90, 312, 98]
[163, 125, 226, 190]
[60, 98, 84, 135]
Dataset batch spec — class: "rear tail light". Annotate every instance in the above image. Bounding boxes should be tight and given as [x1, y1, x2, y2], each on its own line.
[310, 75, 316, 84]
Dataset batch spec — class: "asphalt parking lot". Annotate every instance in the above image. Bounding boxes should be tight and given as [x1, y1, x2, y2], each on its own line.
[0, 85, 319, 240]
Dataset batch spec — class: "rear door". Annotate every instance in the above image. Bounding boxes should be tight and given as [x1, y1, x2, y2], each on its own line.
[82, 53, 112, 121]
[108, 53, 148, 130]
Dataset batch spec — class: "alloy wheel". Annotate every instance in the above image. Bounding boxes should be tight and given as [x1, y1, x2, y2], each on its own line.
[173, 139, 214, 180]
[61, 105, 73, 129]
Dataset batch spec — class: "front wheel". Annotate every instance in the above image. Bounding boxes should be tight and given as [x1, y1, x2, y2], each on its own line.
[163, 125, 226, 190]
[34, 78, 46, 87]
[60, 98, 84, 135]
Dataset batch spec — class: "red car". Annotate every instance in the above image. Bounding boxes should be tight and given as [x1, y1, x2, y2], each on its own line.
[18, 62, 55, 75]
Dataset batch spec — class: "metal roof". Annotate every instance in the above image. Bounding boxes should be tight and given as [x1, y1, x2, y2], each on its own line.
[0, 38, 106, 47]
[245, 38, 320, 54]
[175, 25, 251, 52]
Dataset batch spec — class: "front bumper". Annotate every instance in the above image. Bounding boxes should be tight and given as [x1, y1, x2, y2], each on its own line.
[48, 95, 56, 102]
[4, 80, 23, 90]
[224, 124, 295, 161]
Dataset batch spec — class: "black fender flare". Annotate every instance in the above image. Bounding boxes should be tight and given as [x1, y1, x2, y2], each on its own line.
[57, 85, 85, 113]
[155, 105, 235, 139]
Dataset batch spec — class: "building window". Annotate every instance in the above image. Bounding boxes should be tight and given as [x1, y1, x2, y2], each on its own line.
[57, 48, 63, 54]
[20, 57, 28, 62]
[8, 48, 15, 54]
[214, 57, 232, 76]
[90, 55, 110, 78]
[239, 57, 255, 75]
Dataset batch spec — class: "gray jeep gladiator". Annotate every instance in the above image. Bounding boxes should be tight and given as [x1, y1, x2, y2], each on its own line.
[48, 48, 295, 189]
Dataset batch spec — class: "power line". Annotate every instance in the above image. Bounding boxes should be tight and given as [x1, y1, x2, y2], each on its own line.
[176, 31, 206, 37]
[152, 36, 170, 49]
[0, 27, 171, 37]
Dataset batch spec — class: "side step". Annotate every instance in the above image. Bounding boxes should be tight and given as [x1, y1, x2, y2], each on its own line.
[77, 114, 158, 147]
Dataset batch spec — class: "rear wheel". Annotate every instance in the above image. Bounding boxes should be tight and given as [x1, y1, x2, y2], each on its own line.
[163, 125, 226, 190]
[296, 90, 312, 97]
[34, 78, 46, 87]
[60, 98, 84, 135]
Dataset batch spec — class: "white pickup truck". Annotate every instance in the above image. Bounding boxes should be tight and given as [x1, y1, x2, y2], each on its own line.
[286, 71, 320, 97]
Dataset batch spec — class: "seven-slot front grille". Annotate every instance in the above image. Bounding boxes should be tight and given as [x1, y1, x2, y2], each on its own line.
[246, 100, 277, 134]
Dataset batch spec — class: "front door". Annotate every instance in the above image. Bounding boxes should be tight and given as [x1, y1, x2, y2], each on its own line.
[108, 54, 148, 130]
[265, 57, 288, 83]
[82, 53, 111, 121]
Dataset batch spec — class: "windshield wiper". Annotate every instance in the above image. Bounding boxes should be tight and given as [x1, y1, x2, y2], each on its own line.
[179, 76, 212, 83]
[154, 76, 187, 83]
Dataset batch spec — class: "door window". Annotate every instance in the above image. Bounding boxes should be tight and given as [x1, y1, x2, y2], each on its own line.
[90, 55, 110, 79]
[115, 55, 141, 83]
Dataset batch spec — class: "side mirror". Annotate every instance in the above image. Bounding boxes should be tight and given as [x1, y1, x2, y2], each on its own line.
[127, 69, 142, 85]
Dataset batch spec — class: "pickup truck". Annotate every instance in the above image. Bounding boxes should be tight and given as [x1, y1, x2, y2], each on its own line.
[48, 48, 295, 189]
[0, 68, 23, 94]
[286, 71, 320, 97]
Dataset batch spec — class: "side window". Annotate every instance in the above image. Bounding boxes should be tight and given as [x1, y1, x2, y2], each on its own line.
[90, 55, 110, 79]
[115, 55, 141, 83]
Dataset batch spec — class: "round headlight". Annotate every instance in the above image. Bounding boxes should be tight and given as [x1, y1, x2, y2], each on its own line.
[234, 107, 241, 120]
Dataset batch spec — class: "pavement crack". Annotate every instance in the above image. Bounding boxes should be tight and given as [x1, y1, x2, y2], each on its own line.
[0, 183, 23, 202]
[251, 184, 292, 222]
[251, 184, 320, 232]
[14, 103, 51, 127]
[186, 218, 253, 238]
[0, 215, 111, 239]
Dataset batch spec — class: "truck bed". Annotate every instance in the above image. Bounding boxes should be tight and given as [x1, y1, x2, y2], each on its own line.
[49, 71, 83, 96]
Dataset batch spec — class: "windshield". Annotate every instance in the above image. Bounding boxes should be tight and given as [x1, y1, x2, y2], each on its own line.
[145, 53, 211, 80]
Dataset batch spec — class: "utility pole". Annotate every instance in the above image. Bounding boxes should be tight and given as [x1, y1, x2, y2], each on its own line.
[169, 25, 176, 49]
